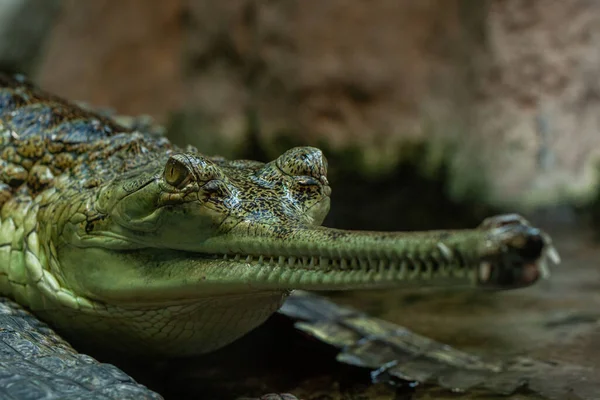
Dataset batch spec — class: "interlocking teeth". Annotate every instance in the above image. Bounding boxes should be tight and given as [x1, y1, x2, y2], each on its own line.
[540, 232, 561, 265]
[479, 261, 492, 282]
[539, 232, 560, 279]
[539, 259, 550, 279]
[436, 242, 453, 260]
[218, 253, 441, 277]
[547, 245, 561, 264]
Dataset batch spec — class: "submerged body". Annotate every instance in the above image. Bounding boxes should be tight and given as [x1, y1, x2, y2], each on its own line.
[0, 74, 558, 357]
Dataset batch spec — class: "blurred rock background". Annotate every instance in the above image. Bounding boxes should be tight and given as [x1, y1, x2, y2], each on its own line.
[4, 3, 600, 399]
[6, 0, 600, 228]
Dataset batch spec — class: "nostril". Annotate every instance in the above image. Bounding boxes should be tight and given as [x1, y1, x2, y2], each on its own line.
[518, 229, 544, 261]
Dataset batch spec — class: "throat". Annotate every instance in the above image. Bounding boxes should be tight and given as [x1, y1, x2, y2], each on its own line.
[44, 290, 291, 357]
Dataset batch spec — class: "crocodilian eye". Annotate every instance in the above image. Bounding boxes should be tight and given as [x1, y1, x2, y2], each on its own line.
[164, 156, 191, 188]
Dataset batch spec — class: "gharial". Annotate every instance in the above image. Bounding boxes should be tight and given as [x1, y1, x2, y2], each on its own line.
[0, 73, 559, 396]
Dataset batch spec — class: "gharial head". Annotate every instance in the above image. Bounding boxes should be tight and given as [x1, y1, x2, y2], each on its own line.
[56, 146, 336, 302]
[37, 145, 557, 356]
[94, 146, 332, 249]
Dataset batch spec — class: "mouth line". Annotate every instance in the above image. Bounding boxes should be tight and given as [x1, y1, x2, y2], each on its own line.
[139, 246, 551, 292]
[136, 246, 476, 281]
[216, 252, 462, 276]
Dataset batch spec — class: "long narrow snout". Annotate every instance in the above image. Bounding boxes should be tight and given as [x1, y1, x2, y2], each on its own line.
[194, 215, 559, 291]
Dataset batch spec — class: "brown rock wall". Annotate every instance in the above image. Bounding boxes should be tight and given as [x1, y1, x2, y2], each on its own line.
[465, 0, 600, 207]
[33, 0, 600, 208]
[38, 0, 183, 122]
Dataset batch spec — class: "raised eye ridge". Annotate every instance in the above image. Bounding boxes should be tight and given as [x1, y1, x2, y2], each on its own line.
[164, 154, 225, 189]
[276, 146, 328, 182]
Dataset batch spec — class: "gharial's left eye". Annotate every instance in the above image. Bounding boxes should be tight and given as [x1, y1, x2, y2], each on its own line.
[163, 155, 192, 188]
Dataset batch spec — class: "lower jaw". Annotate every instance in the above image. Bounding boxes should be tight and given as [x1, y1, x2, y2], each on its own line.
[85, 247, 476, 306]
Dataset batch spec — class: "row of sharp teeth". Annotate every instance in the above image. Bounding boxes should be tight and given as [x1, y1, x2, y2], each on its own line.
[220, 250, 462, 273]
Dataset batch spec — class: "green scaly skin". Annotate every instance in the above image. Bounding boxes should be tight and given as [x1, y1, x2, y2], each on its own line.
[0, 74, 559, 357]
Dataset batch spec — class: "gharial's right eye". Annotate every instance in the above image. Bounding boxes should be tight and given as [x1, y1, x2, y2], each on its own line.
[275, 146, 328, 183]
[163, 155, 192, 189]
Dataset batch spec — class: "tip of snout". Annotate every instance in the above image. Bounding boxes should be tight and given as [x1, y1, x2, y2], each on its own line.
[478, 229, 560, 290]
[478, 260, 543, 289]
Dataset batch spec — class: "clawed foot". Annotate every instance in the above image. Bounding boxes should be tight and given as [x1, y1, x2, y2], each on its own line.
[476, 214, 560, 289]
